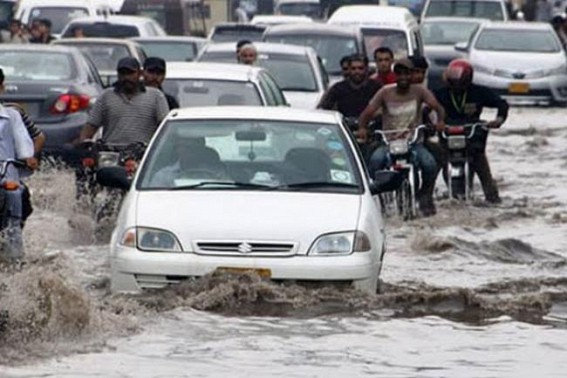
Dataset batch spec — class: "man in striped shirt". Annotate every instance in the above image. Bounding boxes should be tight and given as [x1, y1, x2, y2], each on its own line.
[77, 57, 169, 146]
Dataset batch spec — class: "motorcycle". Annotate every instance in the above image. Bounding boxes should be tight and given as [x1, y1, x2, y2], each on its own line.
[439, 122, 488, 201]
[374, 125, 428, 221]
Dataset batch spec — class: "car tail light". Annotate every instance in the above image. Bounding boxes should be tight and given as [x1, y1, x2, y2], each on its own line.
[82, 157, 96, 168]
[50, 94, 90, 114]
[447, 126, 465, 135]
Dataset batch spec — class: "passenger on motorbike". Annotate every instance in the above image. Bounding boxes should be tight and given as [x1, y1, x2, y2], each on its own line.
[358, 58, 446, 216]
[142, 57, 180, 111]
[432, 59, 509, 203]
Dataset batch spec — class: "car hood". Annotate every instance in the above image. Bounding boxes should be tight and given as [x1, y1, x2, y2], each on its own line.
[135, 191, 361, 253]
[471, 50, 565, 71]
[283, 90, 323, 109]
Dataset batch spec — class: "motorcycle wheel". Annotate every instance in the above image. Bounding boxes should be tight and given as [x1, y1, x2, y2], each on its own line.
[448, 163, 467, 200]
[396, 177, 415, 221]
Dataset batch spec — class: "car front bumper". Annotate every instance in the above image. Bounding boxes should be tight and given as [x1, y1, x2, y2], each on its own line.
[110, 244, 381, 293]
[474, 72, 567, 105]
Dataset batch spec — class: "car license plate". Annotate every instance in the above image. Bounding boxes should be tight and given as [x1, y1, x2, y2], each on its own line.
[215, 267, 272, 278]
[508, 83, 529, 94]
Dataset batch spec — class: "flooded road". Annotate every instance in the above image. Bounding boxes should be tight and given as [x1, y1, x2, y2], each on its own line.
[1, 107, 567, 377]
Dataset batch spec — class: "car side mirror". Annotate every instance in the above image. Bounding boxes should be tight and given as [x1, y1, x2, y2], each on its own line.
[454, 42, 469, 53]
[369, 170, 403, 195]
[96, 166, 131, 190]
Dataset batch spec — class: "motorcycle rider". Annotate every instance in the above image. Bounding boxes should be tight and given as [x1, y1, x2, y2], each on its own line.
[433, 59, 509, 203]
[358, 58, 446, 216]
[142, 57, 179, 110]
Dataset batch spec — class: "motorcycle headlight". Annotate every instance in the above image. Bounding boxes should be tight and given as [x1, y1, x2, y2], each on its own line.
[309, 231, 371, 256]
[119, 227, 182, 252]
[97, 151, 120, 168]
[389, 140, 409, 155]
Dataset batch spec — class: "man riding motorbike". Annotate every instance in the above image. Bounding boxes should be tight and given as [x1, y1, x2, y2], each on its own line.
[432, 59, 509, 203]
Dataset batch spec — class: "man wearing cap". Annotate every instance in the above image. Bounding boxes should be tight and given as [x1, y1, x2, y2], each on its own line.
[358, 58, 446, 216]
[77, 57, 169, 146]
[143, 57, 179, 111]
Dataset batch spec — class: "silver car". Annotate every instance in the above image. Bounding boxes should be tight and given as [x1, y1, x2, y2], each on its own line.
[456, 21, 567, 106]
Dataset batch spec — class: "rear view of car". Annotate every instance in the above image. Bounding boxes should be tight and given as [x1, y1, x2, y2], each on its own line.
[60, 15, 166, 38]
[0, 45, 104, 160]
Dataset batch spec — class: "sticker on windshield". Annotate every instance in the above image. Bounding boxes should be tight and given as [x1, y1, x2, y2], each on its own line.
[330, 169, 352, 183]
[317, 127, 332, 136]
[332, 157, 346, 166]
[327, 141, 343, 151]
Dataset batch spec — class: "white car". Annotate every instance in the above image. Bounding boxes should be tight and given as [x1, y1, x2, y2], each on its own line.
[456, 21, 567, 105]
[60, 15, 166, 38]
[197, 42, 328, 109]
[101, 106, 395, 294]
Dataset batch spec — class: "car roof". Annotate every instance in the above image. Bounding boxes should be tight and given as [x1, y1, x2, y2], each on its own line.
[421, 16, 491, 23]
[203, 42, 313, 56]
[264, 22, 360, 36]
[131, 36, 207, 43]
[53, 37, 142, 47]
[329, 5, 416, 25]
[480, 21, 554, 31]
[251, 15, 314, 25]
[65, 15, 155, 25]
[168, 106, 340, 124]
[165, 62, 265, 81]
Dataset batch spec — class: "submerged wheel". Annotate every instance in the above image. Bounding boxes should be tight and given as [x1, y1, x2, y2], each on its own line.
[396, 178, 415, 221]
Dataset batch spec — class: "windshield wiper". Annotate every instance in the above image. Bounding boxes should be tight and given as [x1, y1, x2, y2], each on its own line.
[170, 181, 273, 190]
[273, 182, 359, 190]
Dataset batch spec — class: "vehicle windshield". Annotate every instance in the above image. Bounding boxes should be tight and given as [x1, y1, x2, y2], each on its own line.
[264, 34, 358, 75]
[361, 28, 408, 60]
[29, 7, 89, 34]
[137, 41, 198, 62]
[0, 51, 75, 81]
[277, 3, 322, 18]
[421, 21, 480, 45]
[210, 27, 265, 42]
[162, 79, 262, 107]
[475, 29, 560, 52]
[426, 1, 504, 20]
[68, 43, 130, 72]
[63, 22, 140, 38]
[137, 119, 362, 193]
[258, 53, 317, 91]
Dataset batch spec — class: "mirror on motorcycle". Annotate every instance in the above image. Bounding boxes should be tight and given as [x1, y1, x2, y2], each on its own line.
[369, 170, 403, 195]
[96, 166, 131, 190]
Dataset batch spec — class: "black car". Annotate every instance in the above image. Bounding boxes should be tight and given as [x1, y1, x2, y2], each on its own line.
[0, 44, 104, 161]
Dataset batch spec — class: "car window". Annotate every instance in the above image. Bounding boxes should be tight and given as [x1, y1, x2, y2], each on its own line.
[258, 53, 318, 92]
[475, 29, 560, 52]
[136, 46, 147, 61]
[276, 3, 322, 18]
[68, 43, 132, 72]
[264, 34, 359, 75]
[28, 7, 89, 34]
[256, 74, 277, 105]
[138, 41, 198, 62]
[387, 0, 426, 17]
[361, 28, 409, 60]
[62, 22, 140, 38]
[78, 51, 104, 86]
[162, 79, 262, 107]
[426, 1, 505, 20]
[210, 27, 266, 42]
[137, 119, 362, 193]
[0, 51, 76, 81]
[421, 21, 480, 45]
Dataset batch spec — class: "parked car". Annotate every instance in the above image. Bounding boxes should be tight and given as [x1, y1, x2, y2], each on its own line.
[52, 38, 146, 86]
[327, 5, 425, 61]
[131, 36, 207, 62]
[60, 15, 166, 38]
[420, 0, 510, 21]
[103, 106, 393, 294]
[456, 21, 567, 105]
[0, 44, 104, 159]
[263, 23, 365, 84]
[162, 62, 288, 107]
[15, 0, 98, 38]
[207, 23, 267, 43]
[421, 17, 487, 90]
[198, 42, 328, 109]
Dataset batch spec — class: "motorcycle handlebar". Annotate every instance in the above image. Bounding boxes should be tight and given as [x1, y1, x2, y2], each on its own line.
[374, 124, 430, 145]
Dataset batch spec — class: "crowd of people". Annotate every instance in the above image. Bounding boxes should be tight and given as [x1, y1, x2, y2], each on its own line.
[0, 18, 55, 44]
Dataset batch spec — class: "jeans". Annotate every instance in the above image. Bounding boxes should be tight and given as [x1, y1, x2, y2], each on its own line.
[369, 143, 438, 204]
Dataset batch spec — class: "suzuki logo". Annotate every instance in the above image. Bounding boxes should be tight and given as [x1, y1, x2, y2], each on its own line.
[513, 72, 526, 79]
[238, 242, 253, 254]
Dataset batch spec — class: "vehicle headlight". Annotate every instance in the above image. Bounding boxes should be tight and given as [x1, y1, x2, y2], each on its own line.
[472, 64, 492, 75]
[97, 151, 120, 168]
[309, 231, 371, 256]
[545, 64, 567, 76]
[119, 227, 182, 252]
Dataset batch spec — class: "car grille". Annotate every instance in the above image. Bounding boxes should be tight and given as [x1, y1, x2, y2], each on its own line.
[196, 241, 296, 256]
[135, 274, 189, 289]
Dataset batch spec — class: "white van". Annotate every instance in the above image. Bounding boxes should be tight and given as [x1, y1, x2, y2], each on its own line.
[328, 5, 424, 61]
[15, 0, 98, 38]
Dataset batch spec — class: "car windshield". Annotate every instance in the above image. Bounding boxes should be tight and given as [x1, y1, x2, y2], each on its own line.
[421, 21, 480, 45]
[137, 119, 362, 193]
[29, 7, 89, 34]
[68, 43, 130, 72]
[137, 41, 197, 61]
[162, 79, 262, 107]
[278, 3, 322, 18]
[426, 1, 504, 20]
[63, 22, 140, 38]
[475, 29, 560, 52]
[210, 27, 265, 42]
[264, 34, 358, 75]
[258, 53, 317, 91]
[0, 51, 75, 81]
[387, 0, 425, 16]
[361, 28, 409, 60]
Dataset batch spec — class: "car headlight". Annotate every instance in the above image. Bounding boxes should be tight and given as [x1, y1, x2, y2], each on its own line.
[545, 64, 567, 76]
[473, 64, 492, 75]
[119, 227, 182, 252]
[309, 231, 371, 256]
